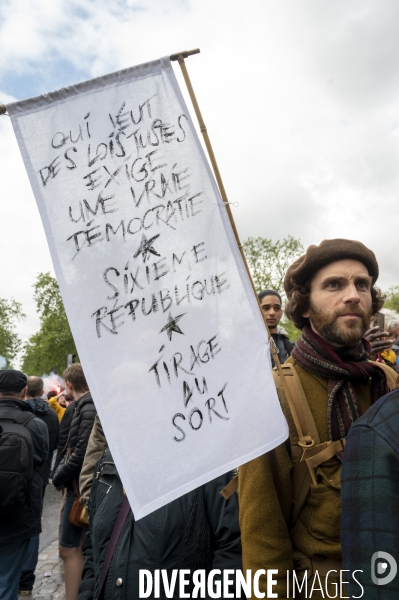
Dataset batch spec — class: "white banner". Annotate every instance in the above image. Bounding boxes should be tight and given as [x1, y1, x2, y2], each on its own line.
[9, 57, 288, 519]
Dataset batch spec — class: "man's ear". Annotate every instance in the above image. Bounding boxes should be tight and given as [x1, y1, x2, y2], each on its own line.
[21, 386, 28, 400]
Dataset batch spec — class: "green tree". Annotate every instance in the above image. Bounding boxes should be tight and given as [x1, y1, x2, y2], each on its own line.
[0, 298, 25, 368]
[21, 273, 78, 375]
[384, 286, 399, 312]
[280, 318, 301, 342]
[243, 235, 304, 297]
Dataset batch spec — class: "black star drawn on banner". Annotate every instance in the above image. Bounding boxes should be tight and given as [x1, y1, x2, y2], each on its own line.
[160, 312, 187, 341]
[133, 233, 161, 262]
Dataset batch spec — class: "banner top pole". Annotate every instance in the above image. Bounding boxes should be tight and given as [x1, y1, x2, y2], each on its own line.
[169, 49, 200, 62]
[171, 50, 257, 295]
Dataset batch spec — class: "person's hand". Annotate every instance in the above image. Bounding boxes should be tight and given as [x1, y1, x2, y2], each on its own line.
[364, 326, 392, 359]
[52, 467, 63, 490]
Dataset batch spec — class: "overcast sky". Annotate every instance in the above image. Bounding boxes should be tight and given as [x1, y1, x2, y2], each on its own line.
[1, 0, 399, 349]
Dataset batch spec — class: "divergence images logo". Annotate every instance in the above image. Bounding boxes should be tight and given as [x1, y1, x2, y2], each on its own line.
[371, 552, 397, 586]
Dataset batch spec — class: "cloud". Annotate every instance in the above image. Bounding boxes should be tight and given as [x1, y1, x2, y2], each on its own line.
[0, 102, 53, 343]
[0, 0, 194, 93]
[1, 0, 399, 359]
[280, 0, 399, 110]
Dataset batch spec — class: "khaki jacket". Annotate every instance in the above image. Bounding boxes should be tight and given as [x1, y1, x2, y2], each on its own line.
[79, 415, 107, 507]
[239, 357, 398, 600]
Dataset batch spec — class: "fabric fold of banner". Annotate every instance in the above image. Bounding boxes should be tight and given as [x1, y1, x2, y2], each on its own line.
[8, 56, 288, 519]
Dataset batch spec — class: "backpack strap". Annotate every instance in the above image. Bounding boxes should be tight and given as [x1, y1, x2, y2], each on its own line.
[272, 365, 345, 526]
[14, 412, 35, 427]
[0, 408, 34, 423]
[368, 360, 399, 391]
[273, 364, 316, 454]
[95, 495, 131, 600]
[220, 472, 238, 500]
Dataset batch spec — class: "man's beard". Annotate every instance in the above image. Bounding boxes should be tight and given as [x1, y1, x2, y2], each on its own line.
[308, 303, 372, 346]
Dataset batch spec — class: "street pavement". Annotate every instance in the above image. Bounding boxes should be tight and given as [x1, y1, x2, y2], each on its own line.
[18, 484, 66, 600]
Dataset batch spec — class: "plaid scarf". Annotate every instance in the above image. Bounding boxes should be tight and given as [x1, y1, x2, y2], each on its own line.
[292, 325, 388, 449]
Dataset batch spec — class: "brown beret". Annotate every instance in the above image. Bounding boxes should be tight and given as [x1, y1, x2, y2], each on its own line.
[284, 238, 379, 298]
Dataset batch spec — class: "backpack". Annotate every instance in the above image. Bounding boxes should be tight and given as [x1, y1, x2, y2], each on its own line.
[0, 409, 35, 515]
[272, 359, 399, 526]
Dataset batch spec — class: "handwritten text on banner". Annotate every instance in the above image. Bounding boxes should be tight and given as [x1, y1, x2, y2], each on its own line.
[9, 57, 288, 519]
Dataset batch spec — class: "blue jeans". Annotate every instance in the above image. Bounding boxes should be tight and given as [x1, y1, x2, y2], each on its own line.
[0, 539, 30, 600]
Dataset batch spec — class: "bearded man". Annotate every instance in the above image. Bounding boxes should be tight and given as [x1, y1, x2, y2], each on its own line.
[239, 239, 399, 600]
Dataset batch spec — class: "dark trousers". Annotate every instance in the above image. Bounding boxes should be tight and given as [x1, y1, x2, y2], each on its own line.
[18, 535, 40, 591]
[19, 490, 45, 592]
[0, 539, 30, 600]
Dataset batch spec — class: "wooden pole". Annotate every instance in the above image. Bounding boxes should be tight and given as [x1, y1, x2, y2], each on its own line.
[170, 51, 277, 339]
[170, 50, 256, 297]
[170, 50, 317, 482]
[169, 52, 281, 357]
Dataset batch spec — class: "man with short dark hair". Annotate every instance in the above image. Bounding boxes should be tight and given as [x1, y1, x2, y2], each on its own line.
[18, 376, 59, 596]
[239, 239, 399, 599]
[26, 375, 44, 399]
[0, 370, 48, 600]
[258, 289, 294, 366]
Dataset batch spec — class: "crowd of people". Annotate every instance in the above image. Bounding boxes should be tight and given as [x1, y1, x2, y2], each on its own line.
[1, 237, 399, 600]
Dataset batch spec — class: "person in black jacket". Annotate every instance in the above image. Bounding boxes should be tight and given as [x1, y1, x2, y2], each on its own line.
[26, 376, 60, 493]
[258, 289, 294, 366]
[52, 363, 96, 600]
[0, 370, 48, 600]
[19, 376, 59, 595]
[78, 449, 242, 600]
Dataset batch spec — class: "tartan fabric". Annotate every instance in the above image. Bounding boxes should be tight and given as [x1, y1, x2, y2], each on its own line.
[292, 326, 388, 456]
[341, 389, 399, 598]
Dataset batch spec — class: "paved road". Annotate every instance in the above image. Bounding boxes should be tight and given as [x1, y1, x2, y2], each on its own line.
[18, 484, 66, 600]
[39, 485, 62, 551]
